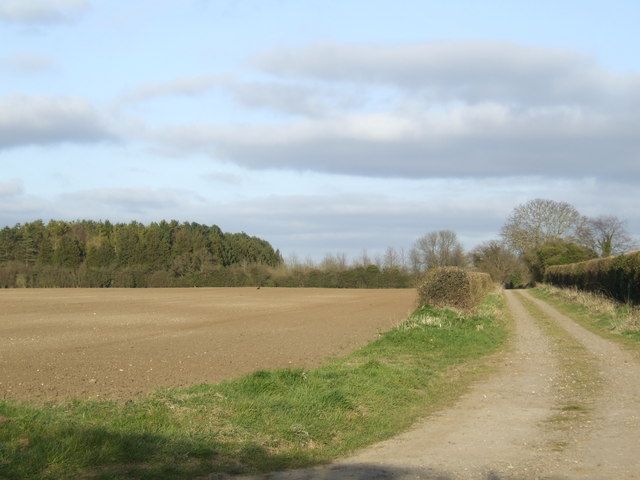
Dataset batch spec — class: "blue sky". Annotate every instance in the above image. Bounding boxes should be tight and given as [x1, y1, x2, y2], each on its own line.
[1, 0, 639, 259]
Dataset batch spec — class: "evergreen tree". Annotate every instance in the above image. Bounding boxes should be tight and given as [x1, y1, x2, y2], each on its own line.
[37, 233, 54, 265]
[0, 219, 283, 287]
[53, 236, 84, 268]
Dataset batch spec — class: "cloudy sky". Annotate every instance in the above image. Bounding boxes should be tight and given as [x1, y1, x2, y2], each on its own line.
[1, 0, 639, 259]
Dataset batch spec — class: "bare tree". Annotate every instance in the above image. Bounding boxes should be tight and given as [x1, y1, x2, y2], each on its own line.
[501, 199, 582, 254]
[320, 252, 348, 270]
[471, 240, 530, 285]
[576, 215, 635, 257]
[335, 252, 348, 269]
[398, 247, 408, 270]
[355, 249, 372, 267]
[382, 246, 401, 269]
[285, 253, 302, 268]
[410, 230, 466, 272]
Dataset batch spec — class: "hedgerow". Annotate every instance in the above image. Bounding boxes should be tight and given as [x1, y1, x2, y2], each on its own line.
[545, 251, 640, 304]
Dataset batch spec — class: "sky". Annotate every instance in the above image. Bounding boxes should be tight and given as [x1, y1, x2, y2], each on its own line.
[1, 0, 639, 260]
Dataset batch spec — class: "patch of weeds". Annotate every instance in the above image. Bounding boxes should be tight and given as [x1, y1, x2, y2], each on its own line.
[549, 440, 569, 452]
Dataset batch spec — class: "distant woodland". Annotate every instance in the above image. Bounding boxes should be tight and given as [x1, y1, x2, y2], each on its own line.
[0, 220, 413, 288]
[0, 220, 282, 288]
[3, 199, 629, 289]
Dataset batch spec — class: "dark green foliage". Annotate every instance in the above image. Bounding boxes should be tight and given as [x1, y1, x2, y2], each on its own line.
[37, 234, 54, 265]
[53, 236, 84, 268]
[504, 271, 529, 290]
[0, 220, 415, 288]
[0, 220, 416, 289]
[0, 220, 282, 288]
[417, 267, 493, 310]
[86, 239, 116, 268]
[524, 239, 597, 281]
[545, 251, 640, 304]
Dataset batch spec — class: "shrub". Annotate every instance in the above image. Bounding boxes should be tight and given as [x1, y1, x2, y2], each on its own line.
[0, 262, 20, 288]
[524, 239, 597, 281]
[417, 267, 493, 310]
[0, 263, 415, 289]
[471, 240, 530, 287]
[147, 270, 174, 288]
[545, 251, 640, 304]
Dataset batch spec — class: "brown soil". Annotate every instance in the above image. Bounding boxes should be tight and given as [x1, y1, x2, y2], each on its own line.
[242, 290, 640, 479]
[0, 288, 415, 402]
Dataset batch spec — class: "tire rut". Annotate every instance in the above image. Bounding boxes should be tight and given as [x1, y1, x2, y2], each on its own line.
[520, 290, 640, 479]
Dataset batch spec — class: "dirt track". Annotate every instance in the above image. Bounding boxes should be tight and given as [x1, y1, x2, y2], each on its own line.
[245, 290, 640, 479]
[0, 288, 415, 402]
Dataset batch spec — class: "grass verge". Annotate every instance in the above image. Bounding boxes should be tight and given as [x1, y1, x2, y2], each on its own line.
[531, 285, 640, 347]
[515, 292, 601, 451]
[0, 294, 508, 480]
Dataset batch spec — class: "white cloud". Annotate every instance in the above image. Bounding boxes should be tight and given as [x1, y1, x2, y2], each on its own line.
[0, 52, 56, 74]
[229, 81, 364, 116]
[119, 75, 225, 104]
[118, 74, 359, 119]
[1, 176, 638, 258]
[203, 171, 243, 185]
[144, 41, 640, 180]
[153, 103, 638, 179]
[58, 187, 204, 215]
[0, 179, 24, 198]
[0, 0, 88, 24]
[0, 95, 114, 149]
[255, 41, 640, 107]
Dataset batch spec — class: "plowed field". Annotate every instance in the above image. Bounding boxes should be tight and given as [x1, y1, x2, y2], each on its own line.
[0, 288, 415, 402]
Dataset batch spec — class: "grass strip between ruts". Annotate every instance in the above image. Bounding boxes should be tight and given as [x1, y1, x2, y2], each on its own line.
[515, 292, 601, 452]
[0, 293, 508, 480]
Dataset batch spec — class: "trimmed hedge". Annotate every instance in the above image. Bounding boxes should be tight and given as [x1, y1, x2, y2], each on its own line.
[418, 267, 494, 311]
[545, 251, 640, 304]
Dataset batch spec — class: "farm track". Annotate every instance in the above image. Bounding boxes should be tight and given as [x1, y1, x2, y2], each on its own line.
[242, 290, 640, 479]
[0, 288, 415, 402]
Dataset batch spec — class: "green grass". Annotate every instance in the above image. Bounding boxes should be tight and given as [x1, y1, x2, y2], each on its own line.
[0, 294, 508, 479]
[531, 285, 640, 347]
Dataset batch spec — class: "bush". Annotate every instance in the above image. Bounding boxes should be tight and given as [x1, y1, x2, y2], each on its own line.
[418, 267, 493, 310]
[0, 262, 20, 288]
[524, 239, 597, 282]
[31, 266, 78, 288]
[545, 251, 640, 304]
[504, 270, 531, 289]
[471, 240, 531, 288]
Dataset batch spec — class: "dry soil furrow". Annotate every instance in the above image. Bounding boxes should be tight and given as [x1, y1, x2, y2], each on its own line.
[521, 290, 640, 479]
[0, 288, 415, 401]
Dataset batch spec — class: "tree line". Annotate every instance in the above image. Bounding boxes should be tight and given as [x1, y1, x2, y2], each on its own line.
[0, 200, 635, 289]
[0, 220, 282, 288]
[472, 199, 636, 287]
[0, 219, 415, 288]
[395, 198, 636, 289]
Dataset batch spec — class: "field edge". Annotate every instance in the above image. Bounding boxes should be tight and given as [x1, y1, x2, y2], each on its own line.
[0, 292, 510, 480]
